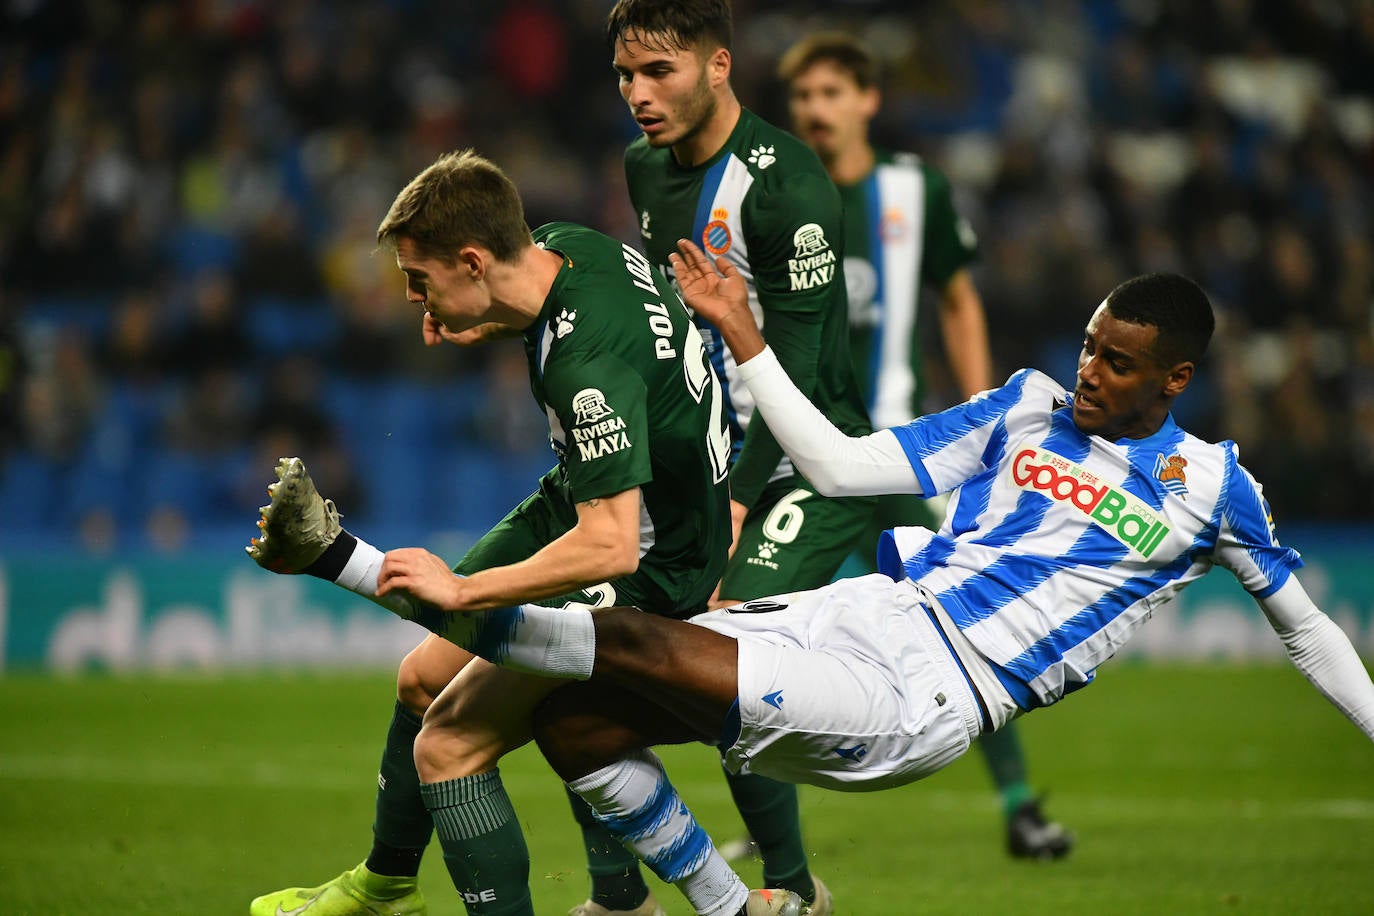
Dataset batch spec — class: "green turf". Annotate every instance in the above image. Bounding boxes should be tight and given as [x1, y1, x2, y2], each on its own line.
[1, 663, 1370, 915]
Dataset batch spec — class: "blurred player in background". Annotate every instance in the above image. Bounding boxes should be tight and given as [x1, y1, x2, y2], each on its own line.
[778, 31, 1071, 860]
[246, 150, 756, 916]
[551, 2, 877, 913]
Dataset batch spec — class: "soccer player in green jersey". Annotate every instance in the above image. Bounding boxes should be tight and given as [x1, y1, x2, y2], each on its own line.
[555, 3, 873, 914]
[246, 150, 743, 916]
[779, 31, 1073, 860]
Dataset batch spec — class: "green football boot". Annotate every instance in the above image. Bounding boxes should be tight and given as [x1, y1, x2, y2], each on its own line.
[249, 862, 425, 916]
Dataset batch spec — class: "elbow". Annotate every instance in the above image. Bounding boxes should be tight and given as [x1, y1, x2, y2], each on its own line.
[604, 542, 640, 580]
[799, 463, 845, 498]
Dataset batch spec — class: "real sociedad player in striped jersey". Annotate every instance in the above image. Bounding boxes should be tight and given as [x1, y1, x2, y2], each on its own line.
[366, 257, 1373, 916]
[670, 246, 1374, 721]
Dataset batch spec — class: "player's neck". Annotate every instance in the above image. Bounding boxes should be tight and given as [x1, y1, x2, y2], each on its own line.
[487, 245, 565, 328]
[824, 140, 876, 186]
[671, 92, 741, 168]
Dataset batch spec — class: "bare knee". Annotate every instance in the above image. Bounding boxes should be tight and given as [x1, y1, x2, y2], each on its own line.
[396, 637, 474, 714]
[396, 654, 438, 714]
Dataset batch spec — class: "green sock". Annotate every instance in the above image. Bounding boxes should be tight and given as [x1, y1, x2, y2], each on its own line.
[367, 701, 431, 877]
[977, 723, 1033, 816]
[724, 770, 813, 900]
[421, 770, 534, 916]
[565, 785, 650, 910]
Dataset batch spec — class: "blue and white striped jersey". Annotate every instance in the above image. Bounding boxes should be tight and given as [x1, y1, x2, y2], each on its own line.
[876, 368, 1303, 710]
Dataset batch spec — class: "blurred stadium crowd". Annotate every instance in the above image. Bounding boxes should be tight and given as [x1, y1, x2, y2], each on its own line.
[1, 0, 1371, 556]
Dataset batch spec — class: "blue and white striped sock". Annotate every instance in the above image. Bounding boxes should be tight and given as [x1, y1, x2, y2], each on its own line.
[569, 750, 748, 916]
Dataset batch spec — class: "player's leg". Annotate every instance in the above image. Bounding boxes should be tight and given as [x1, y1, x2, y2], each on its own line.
[539, 581, 975, 916]
[412, 659, 576, 916]
[533, 622, 767, 916]
[245, 457, 576, 915]
[713, 482, 875, 915]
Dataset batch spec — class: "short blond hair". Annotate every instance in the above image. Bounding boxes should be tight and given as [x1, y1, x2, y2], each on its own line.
[376, 149, 530, 264]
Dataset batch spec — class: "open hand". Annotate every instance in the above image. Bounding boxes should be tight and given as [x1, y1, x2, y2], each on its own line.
[422, 314, 521, 347]
[669, 238, 749, 326]
[669, 238, 765, 362]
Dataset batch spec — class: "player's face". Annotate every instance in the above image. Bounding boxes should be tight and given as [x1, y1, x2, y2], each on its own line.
[394, 237, 487, 333]
[613, 34, 718, 149]
[1073, 303, 1182, 441]
[788, 61, 878, 160]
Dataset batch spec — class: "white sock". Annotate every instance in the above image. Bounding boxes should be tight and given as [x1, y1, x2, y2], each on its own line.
[568, 751, 748, 916]
[332, 536, 418, 619]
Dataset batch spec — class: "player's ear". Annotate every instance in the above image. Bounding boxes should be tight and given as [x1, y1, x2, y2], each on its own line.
[861, 85, 881, 119]
[458, 245, 484, 281]
[1163, 361, 1193, 398]
[707, 46, 731, 88]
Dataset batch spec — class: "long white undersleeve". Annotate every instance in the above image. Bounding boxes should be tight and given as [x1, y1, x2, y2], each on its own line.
[1258, 576, 1374, 740]
[737, 346, 923, 497]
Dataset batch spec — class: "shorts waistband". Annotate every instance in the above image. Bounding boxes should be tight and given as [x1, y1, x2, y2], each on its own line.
[903, 590, 984, 743]
[921, 604, 992, 736]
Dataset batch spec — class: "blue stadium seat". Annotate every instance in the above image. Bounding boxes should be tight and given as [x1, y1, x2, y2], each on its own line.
[245, 297, 341, 356]
[167, 226, 240, 275]
[431, 444, 553, 536]
[24, 296, 117, 337]
[0, 451, 62, 531]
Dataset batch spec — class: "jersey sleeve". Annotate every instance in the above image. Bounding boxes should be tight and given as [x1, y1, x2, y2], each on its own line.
[729, 170, 845, 504]
[920, 165, 978, 288]
[888, 368, 1040, 495]
[542, 350, 652, 504]
[1213, 446, 1304, 597]
[745, 169, 845, 316]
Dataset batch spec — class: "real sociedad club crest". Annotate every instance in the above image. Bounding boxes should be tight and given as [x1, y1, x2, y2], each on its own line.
[1154, 452, 1188, 498]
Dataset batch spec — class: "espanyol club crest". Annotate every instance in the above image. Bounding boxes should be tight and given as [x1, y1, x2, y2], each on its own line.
[703, 207, 732, 255]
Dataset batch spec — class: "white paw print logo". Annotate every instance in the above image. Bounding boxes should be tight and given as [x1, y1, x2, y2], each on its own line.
[757, 540, 778, 559]
[749, 145, 776, 169]
[553, 308, 577, 338]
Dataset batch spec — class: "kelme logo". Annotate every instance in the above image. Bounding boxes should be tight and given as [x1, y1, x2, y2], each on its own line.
[1011, 445, 1170, 558]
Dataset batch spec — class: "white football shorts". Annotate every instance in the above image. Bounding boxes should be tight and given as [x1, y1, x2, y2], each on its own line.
[692, 574, 983, 791]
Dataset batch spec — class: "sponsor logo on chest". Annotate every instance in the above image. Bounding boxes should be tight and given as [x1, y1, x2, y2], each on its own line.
[1010, 444, 1170, 558]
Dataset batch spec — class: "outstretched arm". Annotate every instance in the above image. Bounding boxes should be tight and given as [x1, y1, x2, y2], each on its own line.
[378, 487, 642, 611]
[671, 238, 922, 497]
[1258, 576, 1374, 740]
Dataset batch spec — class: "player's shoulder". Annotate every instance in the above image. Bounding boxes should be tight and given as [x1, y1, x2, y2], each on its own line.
[1010, 367, 1068, 403]
[734, 109, 829, 186]
[534, 220, 604, 251]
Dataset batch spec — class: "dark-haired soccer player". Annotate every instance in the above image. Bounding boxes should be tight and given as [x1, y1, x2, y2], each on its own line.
[367, 257, 1374, 916]
[556, 2, 877, 914]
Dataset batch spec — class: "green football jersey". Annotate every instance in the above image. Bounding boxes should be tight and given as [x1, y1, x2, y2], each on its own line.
[836, 150, 978, 428]
[625, 109, 872, 508]
[518, 222, 732, 613]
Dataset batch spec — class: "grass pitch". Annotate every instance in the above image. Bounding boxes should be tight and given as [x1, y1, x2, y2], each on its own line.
[1, 663, 1370, 915]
